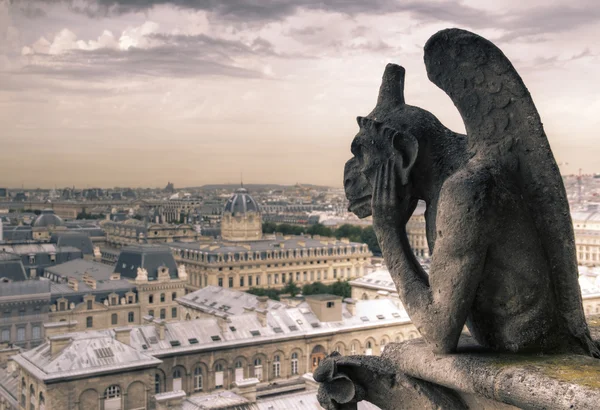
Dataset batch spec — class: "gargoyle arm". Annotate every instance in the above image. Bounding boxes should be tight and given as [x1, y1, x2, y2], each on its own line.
[381, 168, 492, 353]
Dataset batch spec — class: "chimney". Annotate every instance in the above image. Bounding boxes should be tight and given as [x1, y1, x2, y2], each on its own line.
[256, 309, 268, 327]
[44, 321, 77, 339]
[256, 296, 268, 310]
[49, 335, 72, 356]
[235, 378, 259, 403]
[114, 327, 131, 346]
[216, 313, 231, 334]
[344, 298, 356, 316]
[154, 319, 166, 340]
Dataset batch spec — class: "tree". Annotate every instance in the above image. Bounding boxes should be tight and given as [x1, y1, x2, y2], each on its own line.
[282, 280, 300, 297]
[360, 226, 381, 256]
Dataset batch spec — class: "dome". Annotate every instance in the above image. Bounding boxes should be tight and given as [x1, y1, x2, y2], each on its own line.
[224, 187, 260, 215]
[33, 209, 64, 227]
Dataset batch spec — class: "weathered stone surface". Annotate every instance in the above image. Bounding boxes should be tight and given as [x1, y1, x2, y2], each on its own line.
[320, 27, 600, 410]
[343, 26, 598, 357]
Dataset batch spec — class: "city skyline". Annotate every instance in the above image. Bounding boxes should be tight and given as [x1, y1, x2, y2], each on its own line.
[2, 0, 600, 188]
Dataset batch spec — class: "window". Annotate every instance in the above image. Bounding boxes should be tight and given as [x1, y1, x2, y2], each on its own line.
[128, 312, 135, 323]
[160, 309, 166, 319]
[256, 276, 260, 286]
[86, 317, 93, 328]
[303, 272, 307, 281]
[149, 295, 154, 304]
[215, 363, 224, 389]
[16, 327, 25, 341]
[291, 352, 299, 375]
[327, 301, 335, 308]
[171, 292, 177, 301]
[351, 343, 357, 355]
[268, 274, 272, 285]
[149, 310, 154, 317]
[111, 297, 117, 305]
[228, 277, 233, 288]
[171, 307, 177, 318]
[160, 293, 165, 303]
[1, 329, 9, 342]
[248, 275, 253, 287]
[317, 271, 321, 280]
[235, 360, 244, 382]
[296, 272, 300, 281]
[254, 358, 263, 380]
[274, 274, 279, 284]
[173, 368, 183, 391]
[194, 367, 203, 391]
[333, 269, 337, 278]
[104, 385, 121, 410]
[39, 392, 45, 410]
[87, 300, 93, 310]
[111, 313, 118, 325]
[28, 385, 36, 410]
[273, 355, 281, 378]
[154, 374, 162, 394]
[21, 378, 25, 407]
[218, 278, 223, 287]
[240, 276, 245, 287]
[19, 308, 26, 317]
[2, 310, 10, 319]
[32, 325, 41, 340]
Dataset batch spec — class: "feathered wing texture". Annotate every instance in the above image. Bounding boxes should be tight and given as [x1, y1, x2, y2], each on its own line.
[424, 28, 599, 356]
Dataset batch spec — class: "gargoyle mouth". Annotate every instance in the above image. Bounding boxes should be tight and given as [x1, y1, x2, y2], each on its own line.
[348, 195, 372, 218]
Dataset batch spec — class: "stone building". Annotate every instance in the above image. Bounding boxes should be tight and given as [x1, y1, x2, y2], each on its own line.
[0, 243, 83, 279]
[572, 210, 600, 266]
[104, 219, 201, 248]
[406, 202, 428, 258]
[170, 235, 371, 292]
[4, 288, 417, 410]
[220, 187, 262, 242]
[45, 245, 187, 332]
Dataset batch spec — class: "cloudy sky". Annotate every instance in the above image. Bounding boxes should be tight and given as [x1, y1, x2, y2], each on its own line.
[1, 0, 599, 188]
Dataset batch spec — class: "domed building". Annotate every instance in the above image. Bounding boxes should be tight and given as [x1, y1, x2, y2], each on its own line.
[33, 209, 64, 228]
[221, 187, 262, 241]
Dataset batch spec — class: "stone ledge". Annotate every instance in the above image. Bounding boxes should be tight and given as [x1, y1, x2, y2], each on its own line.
[383, 334, 600, 410]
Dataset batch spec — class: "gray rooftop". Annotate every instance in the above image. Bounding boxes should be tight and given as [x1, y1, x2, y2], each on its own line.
[178, 286, 283, 316]
[0, 252, 27, 281]
[114, 244, 179, 281]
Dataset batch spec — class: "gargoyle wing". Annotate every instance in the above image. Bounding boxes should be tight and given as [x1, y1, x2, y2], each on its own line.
[423, 28, 598, 356]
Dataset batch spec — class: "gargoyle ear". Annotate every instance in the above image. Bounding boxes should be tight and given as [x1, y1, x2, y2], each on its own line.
[388, 128, 418, 186]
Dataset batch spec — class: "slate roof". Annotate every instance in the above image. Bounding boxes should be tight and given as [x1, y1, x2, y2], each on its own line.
[33, 209, 64, 227]
[224, 188, 260, 215]
[0, 279, 50, 298]
[0, 251, 28, 281]
[114, 244, 178, 281]
[50, 232, 95, 255]
[0, 366, 18, 407]
[125, 297, 408, 356]
[170, 235, 367, 256]
[13, 334, 161, 383]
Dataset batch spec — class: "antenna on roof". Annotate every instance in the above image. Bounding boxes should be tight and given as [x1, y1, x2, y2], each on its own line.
[240, 172, 244, 189]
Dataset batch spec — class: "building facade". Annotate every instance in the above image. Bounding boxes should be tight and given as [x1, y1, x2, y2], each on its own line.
[103, 219, 201, 248]
[170, 235, 371, 292]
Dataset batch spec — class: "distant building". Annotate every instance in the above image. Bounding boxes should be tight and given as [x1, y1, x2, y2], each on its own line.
[572, 211, 600, 266]
[0, 243, 82, 279]
[171, 234, 371, 292]
[221, 187, 262, 241]
[6, 287, 416, 410]
[103, 219, 201, 248]
[46, 245, 187, 332]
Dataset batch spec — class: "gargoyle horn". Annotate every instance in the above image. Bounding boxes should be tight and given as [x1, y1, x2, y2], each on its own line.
[376, 63, 406, 108]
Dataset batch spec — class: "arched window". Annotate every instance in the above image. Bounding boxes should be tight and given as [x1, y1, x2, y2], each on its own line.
[254, 358, 263, 380]
[104, 385, 121, 410]
[21, 378, 25, 407]
[194, 367, 203, 391]
[30, 384, 35, 407]
[272, 355, 281, 378]
[350, 343, 357, 355]
[86, 316, 93, 328]
[111, 313, 118, 325]
[154, 373, 162, 394]
[39, 392, 45, 410]
[235, 360, 244, 382]
[366, 341, 373, 356]
[173, 368, 183, 391]
[215, 363, 224, 389]
[291, 352, 299, 375]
